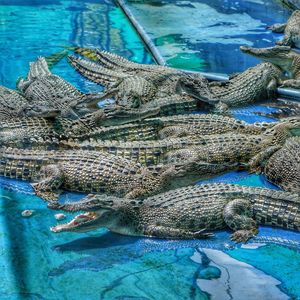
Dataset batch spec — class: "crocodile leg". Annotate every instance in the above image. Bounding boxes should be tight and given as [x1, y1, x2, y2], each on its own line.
[31, 164, 64, 201]
[248, 145, 282, 173]
[267, 23, 286, 33]
[277, 33, 293, 47]
[223, 199, 258, 243]
[211, 102, 230, 115]
[143, 225, 213, 239]
[266, 78, 278, 100]
[281, 78, 300, 88]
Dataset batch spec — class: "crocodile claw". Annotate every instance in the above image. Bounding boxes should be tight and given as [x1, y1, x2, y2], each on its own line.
[193, 229, 214, 239]
[230, 229, 257, 243]
[47, 201, 64, 210]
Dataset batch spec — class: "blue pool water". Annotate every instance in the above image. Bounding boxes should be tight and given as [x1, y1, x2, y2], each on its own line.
[127, 0, 291, 74]
[0, 0, 300, 299]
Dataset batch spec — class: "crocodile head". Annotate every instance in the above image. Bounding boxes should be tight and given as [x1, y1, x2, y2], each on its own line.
[49, 195, 124, 233]
[240, 45, 299, 76]
[264, 117, 300, 144]
[176, 74, 215, 104]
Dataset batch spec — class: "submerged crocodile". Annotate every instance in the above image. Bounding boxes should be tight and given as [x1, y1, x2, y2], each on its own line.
[180, 62, 282, 113]
[267, 10, 300, 48]
[240, 45, 300, 88]
[249, 136, 300, 193]
[0, 147, 174, 201]
[17, 57, 101, 119]
[49, 183, 300, 242]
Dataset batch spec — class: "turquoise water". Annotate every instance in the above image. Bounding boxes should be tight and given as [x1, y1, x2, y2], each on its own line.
[127, 0, 291, 74]
[0, 0, 300, 299]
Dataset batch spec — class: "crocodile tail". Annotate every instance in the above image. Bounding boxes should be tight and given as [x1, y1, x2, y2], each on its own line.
[73, 47, 99, 61]
[243, 122, 275, 134]
[67, 55, 126, 87]
[74, 47, 139, 72]
[44, 50, 68, 69]
[28, 57, 52, 80]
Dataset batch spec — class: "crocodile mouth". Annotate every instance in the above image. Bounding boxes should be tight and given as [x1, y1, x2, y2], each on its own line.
[50, 212, 100, 233]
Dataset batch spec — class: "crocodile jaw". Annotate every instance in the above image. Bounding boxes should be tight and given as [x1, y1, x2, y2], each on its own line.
[240, 45, 294, 73]
[51, 212, 100, 233]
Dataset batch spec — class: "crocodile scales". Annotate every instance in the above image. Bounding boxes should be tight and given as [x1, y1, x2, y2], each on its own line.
[241, 45, 300, 89]
[181, 62, 282, 113]
[61, 118, 300, 171]
[249, 137, 300, 193]
[0, 148, 174, 201]
[49, 183, 300, 243]
[17, 57, 100, 119]
[68, 48, 212, 121]
[267, 10, 300, 48]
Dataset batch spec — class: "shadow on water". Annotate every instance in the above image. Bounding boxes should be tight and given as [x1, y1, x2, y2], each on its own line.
[1, 191, 29, 299]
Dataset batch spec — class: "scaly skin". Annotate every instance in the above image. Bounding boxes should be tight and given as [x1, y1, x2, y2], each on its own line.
[0, 147, 172, 201]
[61, 137, 216, 166]
[62, 113, 271, 143]
[147, 114, 272, 138]
[180, 63, 282, 113]
[49, 183, 300, 243]
[0, 86, 29, 120]
[61, 118, 300, 171]
[17, 57, 101, 119]
[249, 137, 300, 193]
[0, 110, 105, 148]
[68, 50, 213, 120]
[240, 45, 300, 88]
[267, 10, 300, 48]
[165, 117, 300, 176]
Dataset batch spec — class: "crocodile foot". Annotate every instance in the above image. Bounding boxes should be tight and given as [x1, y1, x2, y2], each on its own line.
[193, 229, 214, 239]
[280, 79, 300, 89]
[230, 229, 257, 243]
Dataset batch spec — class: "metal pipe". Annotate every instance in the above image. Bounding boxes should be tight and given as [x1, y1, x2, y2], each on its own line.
[115, 0, 165, 65]
[115, 0, 300, 102]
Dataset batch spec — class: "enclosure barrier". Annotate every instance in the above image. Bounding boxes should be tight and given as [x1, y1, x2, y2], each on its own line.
[114, 0, 300, 102]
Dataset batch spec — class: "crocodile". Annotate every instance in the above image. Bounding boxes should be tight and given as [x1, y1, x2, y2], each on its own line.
[267, 10, 300, 48]
[164, 117, 300, 176]
[69, 47, 210, 101]
[62, 114, 272, 143]
[240, 45, 300, 88]
[49, 183, 300, 242]
[249, 136, 300, 193]
[67, 49, 213, 120]
[17, 57, 101, 119]
[0, 110, 105, 148]
[0, 86, 30, 120]
[0, 147, 174, 201]
[146, 114, 272, 138]
[60, 118, 300, 174]
[179, 62, 283, 113]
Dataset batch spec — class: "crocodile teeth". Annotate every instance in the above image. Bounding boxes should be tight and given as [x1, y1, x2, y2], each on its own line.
[50, 212, 98, 232]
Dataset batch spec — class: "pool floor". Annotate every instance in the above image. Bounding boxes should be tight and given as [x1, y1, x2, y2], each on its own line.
[0, 0, 299, 299]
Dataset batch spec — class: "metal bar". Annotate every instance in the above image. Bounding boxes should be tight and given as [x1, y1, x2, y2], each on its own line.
[115, 0, 165, 65]
[114, 0, 300, 102]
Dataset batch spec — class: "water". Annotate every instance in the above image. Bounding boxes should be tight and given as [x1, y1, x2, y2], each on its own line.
[0, 0, 299, 299]
[127, 0, 291, 74]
